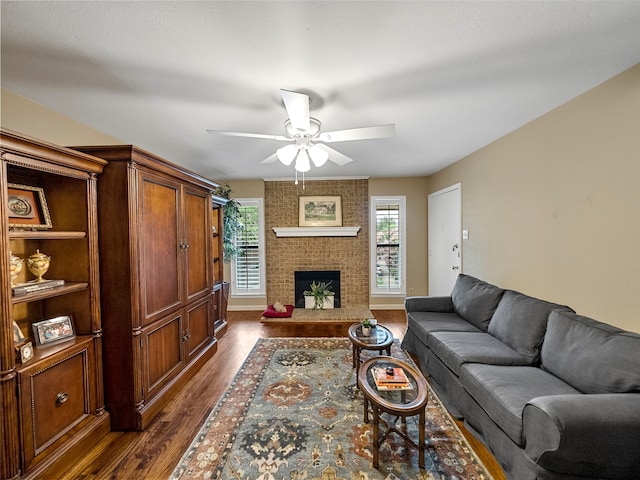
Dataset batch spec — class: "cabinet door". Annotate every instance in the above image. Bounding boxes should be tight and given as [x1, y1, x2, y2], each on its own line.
[183, 185, 212, 301]
[138, 172, 182, 325]
[19, 341, 94, 471]
[185, 297, 214, 361]
[141, 312, 184, 401]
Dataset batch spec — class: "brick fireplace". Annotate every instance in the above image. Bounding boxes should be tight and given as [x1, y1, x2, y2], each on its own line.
[265, 179, 369, 306]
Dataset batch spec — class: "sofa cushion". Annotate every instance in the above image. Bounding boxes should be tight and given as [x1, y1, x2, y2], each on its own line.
[488, 290, 573, 365]
[541, 310, 640, 394]
[460, 364, 580, 446]
[405, 295, 454, 313]
[427, 331, 529, 376]
[407, 311, 482, 345]
[450, 274, 505, 331]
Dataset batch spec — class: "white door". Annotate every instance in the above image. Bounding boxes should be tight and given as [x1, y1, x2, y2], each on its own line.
[428, 184, 462, 296]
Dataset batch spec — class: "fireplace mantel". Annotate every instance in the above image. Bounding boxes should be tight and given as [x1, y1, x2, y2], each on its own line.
[272, 226, 361, 237]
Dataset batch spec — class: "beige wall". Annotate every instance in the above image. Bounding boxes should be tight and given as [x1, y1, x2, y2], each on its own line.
[429, 64, 640, 332]
[1, 88, 121, 145]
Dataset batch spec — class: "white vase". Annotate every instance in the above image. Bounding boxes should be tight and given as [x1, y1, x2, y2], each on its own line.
[361, 327, 371, 336]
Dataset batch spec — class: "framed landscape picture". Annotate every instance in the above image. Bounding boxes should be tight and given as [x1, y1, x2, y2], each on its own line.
[299, 195, 342, 227]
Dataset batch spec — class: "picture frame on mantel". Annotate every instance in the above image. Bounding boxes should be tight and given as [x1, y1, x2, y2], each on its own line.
[299, 195, 342, 227]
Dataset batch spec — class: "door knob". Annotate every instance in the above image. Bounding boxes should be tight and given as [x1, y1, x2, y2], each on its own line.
[452, 265, 459, 271]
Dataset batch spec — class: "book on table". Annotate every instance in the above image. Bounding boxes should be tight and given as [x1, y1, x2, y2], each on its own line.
[372, 366, 412, 390]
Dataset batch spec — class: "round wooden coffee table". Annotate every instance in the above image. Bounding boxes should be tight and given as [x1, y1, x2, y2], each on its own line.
[358, 356, 429, 469]
[347, 323, 393, 376]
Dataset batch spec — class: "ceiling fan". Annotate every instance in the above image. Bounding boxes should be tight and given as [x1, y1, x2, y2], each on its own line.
[207, 89, 395, 175]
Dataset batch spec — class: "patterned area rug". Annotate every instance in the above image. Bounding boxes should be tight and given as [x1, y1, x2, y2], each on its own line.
[170, 338, 493, 480]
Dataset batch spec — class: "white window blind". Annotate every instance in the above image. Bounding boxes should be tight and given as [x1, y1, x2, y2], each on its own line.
[370, 196, 406, 295]
[232, 199, 265, 295]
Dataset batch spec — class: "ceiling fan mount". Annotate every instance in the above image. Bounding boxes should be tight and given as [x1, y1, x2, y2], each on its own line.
[284, 117, 322, 138]
[207, 89, 394, 175]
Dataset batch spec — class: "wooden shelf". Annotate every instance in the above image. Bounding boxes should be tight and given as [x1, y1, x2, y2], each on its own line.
[11, 282, 89, 304]
[19, 335, 93, 368]
[9, 230, 87, 240]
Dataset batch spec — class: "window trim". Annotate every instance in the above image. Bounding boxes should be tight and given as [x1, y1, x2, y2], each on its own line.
[230, 198, 266, 296]
[370, 195, 407, 296]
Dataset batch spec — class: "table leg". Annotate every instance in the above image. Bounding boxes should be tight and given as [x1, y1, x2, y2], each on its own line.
[372, 405, 380, 468]
[363, 396, 369, 423]
[352, 344, 357, 368]
[355, 347, 363, 377]
[418, 409, 425, 469]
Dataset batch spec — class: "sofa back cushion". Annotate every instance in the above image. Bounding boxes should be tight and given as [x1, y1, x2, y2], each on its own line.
[488, 291, 573, 365]
[541, 310, 640, 393]
[451, 274, 505, 331]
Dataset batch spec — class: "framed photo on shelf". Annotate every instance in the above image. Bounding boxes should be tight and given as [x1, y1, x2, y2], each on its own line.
[299, 195, 343, 227]
[32, 315, 75, 346]
[7, 183, 53, 230]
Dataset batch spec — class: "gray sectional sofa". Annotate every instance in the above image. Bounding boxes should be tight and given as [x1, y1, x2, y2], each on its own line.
[400, 274, 640, 480]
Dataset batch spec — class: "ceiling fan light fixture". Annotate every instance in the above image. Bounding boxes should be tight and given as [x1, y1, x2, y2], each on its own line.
[308, 145, 329, 167]
[295, 149, 311, 172]
[276, 144, 298, 166]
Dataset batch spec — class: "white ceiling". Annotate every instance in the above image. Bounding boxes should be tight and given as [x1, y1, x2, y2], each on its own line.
[2, 1, 640, 181]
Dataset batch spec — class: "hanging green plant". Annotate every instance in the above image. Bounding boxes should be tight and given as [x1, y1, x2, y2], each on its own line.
[213, 183, 244, 263]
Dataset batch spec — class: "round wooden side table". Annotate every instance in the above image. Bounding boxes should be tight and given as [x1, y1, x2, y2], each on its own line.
[358, 356, 429, 469]
[347, 322, 393, 376]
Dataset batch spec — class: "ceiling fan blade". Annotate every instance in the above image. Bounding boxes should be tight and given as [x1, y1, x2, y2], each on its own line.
[281, 89, 310, 132]
[207, 129, 289, 141]
[318, 124, 395, 143]
[315, 144, 353, 166]
[260, 152, 279, 164]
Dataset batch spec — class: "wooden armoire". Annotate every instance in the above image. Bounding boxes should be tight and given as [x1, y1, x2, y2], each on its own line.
[1, 129, 111, 479]
[73, 145, 226, 431]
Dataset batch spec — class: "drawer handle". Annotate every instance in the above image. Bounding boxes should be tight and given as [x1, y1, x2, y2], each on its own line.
[56, 392, 69, 405]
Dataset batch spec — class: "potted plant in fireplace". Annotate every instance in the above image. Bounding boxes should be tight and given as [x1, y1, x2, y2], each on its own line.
[304, 281, 335, 310]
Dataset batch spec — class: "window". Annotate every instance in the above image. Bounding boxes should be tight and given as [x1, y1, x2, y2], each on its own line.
[231, 198, 265, 296]
[370, 196, 406, 295]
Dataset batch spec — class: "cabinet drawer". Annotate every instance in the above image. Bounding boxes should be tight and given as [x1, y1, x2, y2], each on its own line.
[19, 339, 94, 470]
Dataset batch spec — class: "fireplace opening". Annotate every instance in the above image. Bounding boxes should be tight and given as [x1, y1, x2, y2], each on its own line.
[295, 270, 341, 308]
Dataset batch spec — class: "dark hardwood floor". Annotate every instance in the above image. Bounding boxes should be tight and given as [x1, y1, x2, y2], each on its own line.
[60, 310, 505, 479]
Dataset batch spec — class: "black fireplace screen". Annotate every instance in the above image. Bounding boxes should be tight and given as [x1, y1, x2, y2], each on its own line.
[294, 270, 341, 308]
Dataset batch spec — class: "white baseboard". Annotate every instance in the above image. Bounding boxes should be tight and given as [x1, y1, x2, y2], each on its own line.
[228, 305, 267, 312]
[368, 304, 405, 310]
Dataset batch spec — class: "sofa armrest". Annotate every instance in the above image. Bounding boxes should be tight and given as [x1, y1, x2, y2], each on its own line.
[404, 296, 454, 313]
[523, 394, 640, 479]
